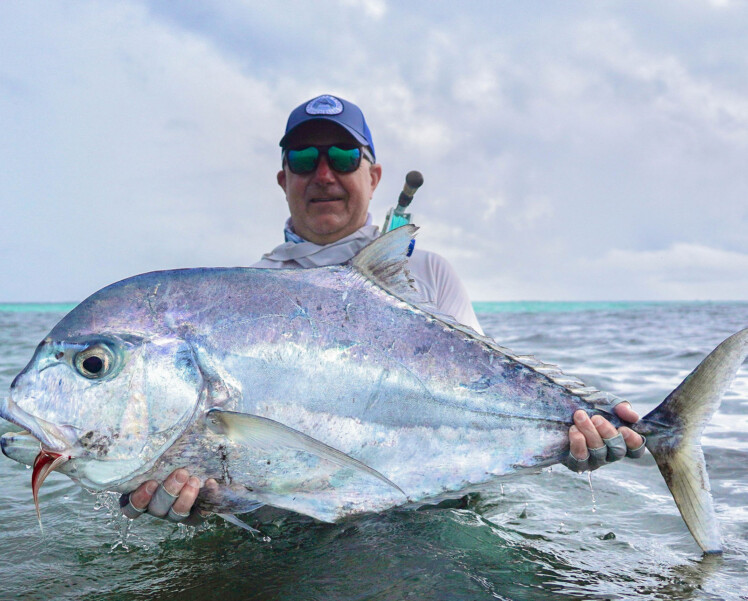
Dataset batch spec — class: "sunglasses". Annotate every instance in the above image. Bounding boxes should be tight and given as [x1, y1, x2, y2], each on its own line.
[284, 145, 374, 175]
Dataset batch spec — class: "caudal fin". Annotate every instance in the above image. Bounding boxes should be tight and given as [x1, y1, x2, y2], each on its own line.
[643, 327, 748, 554]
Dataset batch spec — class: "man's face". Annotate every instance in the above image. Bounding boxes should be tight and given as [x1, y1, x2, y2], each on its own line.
[277, 121, 382, 245]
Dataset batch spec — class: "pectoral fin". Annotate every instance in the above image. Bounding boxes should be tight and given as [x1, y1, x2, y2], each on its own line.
[206, 409, 405, 497]
[217, 513, 267, 538]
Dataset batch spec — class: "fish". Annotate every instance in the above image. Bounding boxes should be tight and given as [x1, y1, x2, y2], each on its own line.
[1, 226, 746, 554]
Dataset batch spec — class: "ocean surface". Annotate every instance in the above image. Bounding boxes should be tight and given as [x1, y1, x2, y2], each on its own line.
[0, 301, 747, 601]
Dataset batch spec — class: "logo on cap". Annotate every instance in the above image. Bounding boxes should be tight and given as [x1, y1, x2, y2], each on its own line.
[306, 95, 343, 115]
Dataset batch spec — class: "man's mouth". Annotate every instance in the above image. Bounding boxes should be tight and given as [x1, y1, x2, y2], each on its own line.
[309, 197, 344, 204]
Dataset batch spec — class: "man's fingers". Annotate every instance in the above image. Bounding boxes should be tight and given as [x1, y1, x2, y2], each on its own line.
[568, 425, 589, 461]
[613, 401, 639, 424]
[171, 476, 201, 516]
[120, 480, 157, 519]
[148, 469, 189, 518]
[163, 468, 190, 496]
[195, 478, 220, 517]
[620, 426, 644, 450]
[129, 480, 158, 512]
[121, 470, 212, 523]
[566, 409, 647, 472]
[590, 414, 618, 439]
[573, 410, 604, 450]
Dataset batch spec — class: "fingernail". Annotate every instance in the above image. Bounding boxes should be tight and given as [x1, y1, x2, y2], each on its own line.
[175, 470, 188, 484]
[590, 415, 603, 426]
[569, 425, 578, 433]
[620, 402, 639, 420]
[621, 427, 636, 442]
[145, 481, 158, 495]
[188, 476, 201, 488]
[574, 411, 588, 424]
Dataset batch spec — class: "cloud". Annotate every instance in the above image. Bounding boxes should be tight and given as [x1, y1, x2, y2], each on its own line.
[461, 243, 748, 302]
[1, 1, 747, 303]
[0, 1, 293, 300]
[579, 244, 748, 300]
[570, 18, 748, 146]
[338, 0, 387, 19]
[598, 244, 748, 282]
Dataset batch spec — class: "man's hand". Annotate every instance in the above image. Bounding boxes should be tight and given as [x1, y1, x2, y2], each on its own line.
[564, 402, 646, 473]
[120, 469, 218, 524]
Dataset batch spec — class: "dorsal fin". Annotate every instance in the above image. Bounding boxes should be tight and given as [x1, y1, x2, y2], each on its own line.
[351, 225, 420, 300]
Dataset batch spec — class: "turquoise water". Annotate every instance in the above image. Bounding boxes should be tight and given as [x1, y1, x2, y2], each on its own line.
[474, 300, 745, 314]
[2, 300, 739, 314]
[0, 303, 77, 313]
[1, 302, 747, 600]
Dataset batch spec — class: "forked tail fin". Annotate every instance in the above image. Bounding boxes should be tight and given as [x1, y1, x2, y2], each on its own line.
[643, 327, 748, 554]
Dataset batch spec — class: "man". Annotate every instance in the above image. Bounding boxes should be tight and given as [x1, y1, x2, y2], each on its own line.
[121, 95, 645, 524]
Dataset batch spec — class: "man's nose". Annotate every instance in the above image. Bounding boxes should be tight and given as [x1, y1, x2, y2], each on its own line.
[311, 155, 336, 183]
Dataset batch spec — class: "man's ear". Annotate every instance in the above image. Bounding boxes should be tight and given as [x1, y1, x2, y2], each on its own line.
[369, 163, 382, 194]
[277, 169, 287, 192]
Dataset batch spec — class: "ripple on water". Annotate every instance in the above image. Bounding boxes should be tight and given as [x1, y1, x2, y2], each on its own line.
[1, 303, 747, 600]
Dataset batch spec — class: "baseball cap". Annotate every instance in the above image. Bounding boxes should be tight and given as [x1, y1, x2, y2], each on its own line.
[279, 94, 376, 161]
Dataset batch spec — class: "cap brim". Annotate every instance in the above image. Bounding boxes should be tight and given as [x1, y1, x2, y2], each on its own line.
[279, 117, 370, 148]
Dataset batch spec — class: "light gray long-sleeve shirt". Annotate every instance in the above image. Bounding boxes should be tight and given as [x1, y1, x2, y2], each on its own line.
[252, 218, 483, 335]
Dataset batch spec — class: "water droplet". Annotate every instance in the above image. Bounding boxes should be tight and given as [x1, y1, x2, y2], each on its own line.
[586, 471, 597, 513]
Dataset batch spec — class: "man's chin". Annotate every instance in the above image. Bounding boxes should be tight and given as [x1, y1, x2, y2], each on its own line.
[299, 221, 358, 245]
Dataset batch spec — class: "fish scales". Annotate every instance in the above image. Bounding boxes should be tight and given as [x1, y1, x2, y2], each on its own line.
[1, 226, 746, 553]
[120, 266, 578, 505]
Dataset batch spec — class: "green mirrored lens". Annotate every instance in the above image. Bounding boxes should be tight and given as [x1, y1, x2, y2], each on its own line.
[287, 147, 319, 173]
[328, 146, 361, 172]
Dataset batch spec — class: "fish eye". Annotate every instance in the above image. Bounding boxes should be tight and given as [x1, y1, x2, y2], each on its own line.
[74, 344, 114, 379]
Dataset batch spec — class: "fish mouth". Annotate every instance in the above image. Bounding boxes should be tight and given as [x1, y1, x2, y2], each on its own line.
[0, 396, 71, 452]
[0, 429, 40, 463]
[1, 429, 72, 530]
[2, 393, 79, 530]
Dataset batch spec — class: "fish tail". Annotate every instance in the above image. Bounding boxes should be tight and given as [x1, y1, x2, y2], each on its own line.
[642, 327, 748, 554]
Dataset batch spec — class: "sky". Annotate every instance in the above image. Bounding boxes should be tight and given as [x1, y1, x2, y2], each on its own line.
[1, 0, 747, 302]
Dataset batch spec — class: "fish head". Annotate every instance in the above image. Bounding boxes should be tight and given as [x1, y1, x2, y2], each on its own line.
[1, 329, 204, 490]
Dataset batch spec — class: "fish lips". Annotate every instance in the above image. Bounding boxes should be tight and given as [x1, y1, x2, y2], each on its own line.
[0, 430, 40, 465]
[0, 428, 141, 492]
[0, 396, 72, 454]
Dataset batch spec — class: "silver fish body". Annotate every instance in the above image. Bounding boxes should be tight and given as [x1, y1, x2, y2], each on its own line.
[1, 227, 746, 553]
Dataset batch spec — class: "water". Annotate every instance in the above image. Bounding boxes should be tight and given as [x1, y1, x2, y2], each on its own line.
[1, 302, 747, 601]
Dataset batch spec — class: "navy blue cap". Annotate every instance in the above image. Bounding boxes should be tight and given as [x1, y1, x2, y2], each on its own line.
[279, 94, 376, 161]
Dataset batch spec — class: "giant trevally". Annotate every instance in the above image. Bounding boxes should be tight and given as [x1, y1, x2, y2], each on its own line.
[1, 226, 746, 554]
